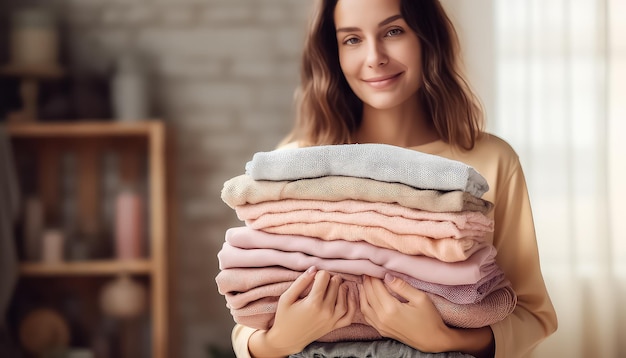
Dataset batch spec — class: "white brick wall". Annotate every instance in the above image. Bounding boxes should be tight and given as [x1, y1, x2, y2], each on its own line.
[0, 0, 309, 356]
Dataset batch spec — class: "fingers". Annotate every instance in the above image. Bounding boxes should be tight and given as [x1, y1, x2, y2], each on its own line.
[332, 283, 347, 320]
[323, 275, 343, 305]
[308, 270, 332, 301]
[362, 275, 385, 308]
[359, 275, 398, 323]
[344, 284, 358, 320]
[384, 273, 428, 303]
[310, 273, 353, 326]
[279, 266, 317, 305]
[359, 277, 374, 315]
[334, 284, 355, 328]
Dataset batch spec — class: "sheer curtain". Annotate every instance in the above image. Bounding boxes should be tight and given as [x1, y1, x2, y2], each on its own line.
[445, 0, 625, 356]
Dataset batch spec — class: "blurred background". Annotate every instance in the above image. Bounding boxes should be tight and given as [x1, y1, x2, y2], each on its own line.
[0, 0, 624, 358]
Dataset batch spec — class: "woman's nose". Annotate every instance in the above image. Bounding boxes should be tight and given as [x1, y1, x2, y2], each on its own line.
[366, 41, 388, 68]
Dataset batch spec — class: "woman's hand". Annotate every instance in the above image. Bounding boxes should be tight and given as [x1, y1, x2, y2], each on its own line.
[359, 274, 453, 353]
[249, 267, 356, 357]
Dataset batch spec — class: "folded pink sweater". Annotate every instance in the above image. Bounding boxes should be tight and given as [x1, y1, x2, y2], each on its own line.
[221, 174, 493, 214]
[237, 199, 492, 239]
[226, 277, 517, 342]
[217, 241, 498, 285]
[225, 226, 493, 273]
[216, 266, 509, 306]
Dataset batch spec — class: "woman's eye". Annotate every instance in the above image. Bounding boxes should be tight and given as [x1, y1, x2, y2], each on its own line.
[344, 37, 361, 45]
[386, 28, 403, 37]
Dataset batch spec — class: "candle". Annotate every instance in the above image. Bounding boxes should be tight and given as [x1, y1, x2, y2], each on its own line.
[41, 229, 64, 263]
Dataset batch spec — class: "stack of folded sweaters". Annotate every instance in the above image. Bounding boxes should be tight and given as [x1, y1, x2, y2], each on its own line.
[216, 143, 516, 344]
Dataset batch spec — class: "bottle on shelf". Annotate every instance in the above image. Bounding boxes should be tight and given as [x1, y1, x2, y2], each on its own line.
[114, 184, 144, 260]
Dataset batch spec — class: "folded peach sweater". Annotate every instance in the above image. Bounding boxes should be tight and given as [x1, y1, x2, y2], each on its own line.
[217, 241, 498, 285]
[221, 174, 493, 214]
[236, 199, 493, 232]
[235, 200, 491, 260]
[259, 222, 485, 258]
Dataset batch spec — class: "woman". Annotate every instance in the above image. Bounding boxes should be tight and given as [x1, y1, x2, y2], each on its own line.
[232, 0, 558, 357]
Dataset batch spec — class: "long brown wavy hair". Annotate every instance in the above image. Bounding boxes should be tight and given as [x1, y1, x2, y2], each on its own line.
[281, 0, 484, 150]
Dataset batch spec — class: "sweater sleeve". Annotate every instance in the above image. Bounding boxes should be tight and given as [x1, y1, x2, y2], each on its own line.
[489, 159, 558, 357]
[232, 324, 257, 358]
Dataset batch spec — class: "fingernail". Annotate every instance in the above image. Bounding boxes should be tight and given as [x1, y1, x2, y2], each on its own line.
[384, 273, 395, 283]
[306, 266, 317, 274]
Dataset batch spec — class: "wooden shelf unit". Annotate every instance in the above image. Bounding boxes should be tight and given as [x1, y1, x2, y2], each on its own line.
[7, 120, 170, 358]
[19, 260, 153, 277]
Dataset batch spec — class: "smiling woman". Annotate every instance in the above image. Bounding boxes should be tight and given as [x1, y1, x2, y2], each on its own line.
[224, 0, 558, 357]
[280, 0, 483, 150]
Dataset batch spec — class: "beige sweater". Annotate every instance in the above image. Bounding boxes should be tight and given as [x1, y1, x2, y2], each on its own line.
[230, 134, 558, 358]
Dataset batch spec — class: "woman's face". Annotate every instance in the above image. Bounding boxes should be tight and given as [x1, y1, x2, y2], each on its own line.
[334, 0, 423, 111]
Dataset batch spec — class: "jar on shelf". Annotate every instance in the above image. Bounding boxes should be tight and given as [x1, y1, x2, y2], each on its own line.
[99, 274, 147, 319]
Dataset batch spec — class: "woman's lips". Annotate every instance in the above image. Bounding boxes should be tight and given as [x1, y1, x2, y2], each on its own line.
[363, 72, 403, 89]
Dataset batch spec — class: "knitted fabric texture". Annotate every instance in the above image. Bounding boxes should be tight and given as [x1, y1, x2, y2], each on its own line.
[225, 225, 483, 265]
[237, 221, 484, 259]
[222, 174, 493, 214]
[218, 241, 498, 286]
[244, 143, 489, 197]
[236, 199, 493, 233]
[228, 278, 517, 341]
[216, 266, 509, 307]
[235, 200, 491, 261]
[289, 340, 475, 358]
[219, 146, 517, 345]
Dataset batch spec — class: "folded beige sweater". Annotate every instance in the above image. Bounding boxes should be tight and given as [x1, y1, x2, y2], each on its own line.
[222, 175, 493, 214]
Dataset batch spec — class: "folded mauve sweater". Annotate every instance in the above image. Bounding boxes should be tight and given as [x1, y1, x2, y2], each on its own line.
[222, 174, 493, 214]
[228, 278, 517, 341]
[244, 144, 489, 197]
[217, 241, 498, 285]
[216, 266, 509, 307]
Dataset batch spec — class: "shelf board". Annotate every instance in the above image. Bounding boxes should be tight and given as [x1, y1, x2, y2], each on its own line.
[6, 120, 163, 138]
[0, 63, 65, 79]
[19, 259, 153, 277]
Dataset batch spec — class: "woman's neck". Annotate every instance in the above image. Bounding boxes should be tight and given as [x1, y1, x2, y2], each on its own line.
[355, 99, 440, 148]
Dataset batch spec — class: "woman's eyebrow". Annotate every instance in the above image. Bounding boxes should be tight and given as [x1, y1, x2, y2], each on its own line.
[336, 14, 403, 33]
[379, 14, 403, 27]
